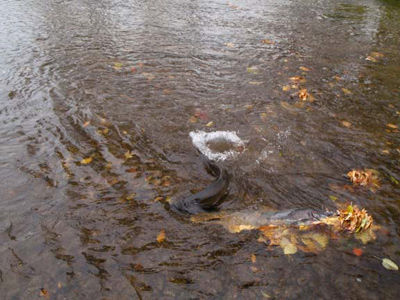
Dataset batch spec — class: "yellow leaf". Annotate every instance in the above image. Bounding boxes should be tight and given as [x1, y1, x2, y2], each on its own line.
[157, 229, 166, 243]
[382, 258, 398, 271]
[260, 112, 268, 122]
[124, 150, 134, 159]
[342, 88, 352, 95]
[282, 85, 290, 92]
[386, 123, 398, 129]
[381, 149, 390, 155]
[299, 66, 311, 72]
[225, 42, 234, 48]
[370, 52, 384, 58]
[289, 76, 306, 83]
[205, 121, 214, 127]
[261, 39, 275, 45]
[251, 254, 256, 263]
[81, 157, 93, 165]
[249, 81, 263, 85]
[280, 237, 297, 255]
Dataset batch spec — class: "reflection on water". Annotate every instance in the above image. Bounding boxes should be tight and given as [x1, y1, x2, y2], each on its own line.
[0, 0, 399, 298]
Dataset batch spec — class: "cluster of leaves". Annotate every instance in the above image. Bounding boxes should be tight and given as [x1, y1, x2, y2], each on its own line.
[347, 169, 380, 188]
[338, 205, 373, 233]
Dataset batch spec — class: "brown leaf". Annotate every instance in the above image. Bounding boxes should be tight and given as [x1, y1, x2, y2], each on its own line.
[342, 88, 352, 95]
[299, 66, 311, 72]
[289, 76, 306, 83]
[386, 123, 398, 129]
[39, 288, 49, 299]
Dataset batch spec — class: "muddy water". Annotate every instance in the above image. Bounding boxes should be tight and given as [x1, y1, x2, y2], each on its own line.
[1, 0, 400, 299]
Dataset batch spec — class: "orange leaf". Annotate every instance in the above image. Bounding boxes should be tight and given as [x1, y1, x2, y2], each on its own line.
[83, 121, 90, 127]
[353, 248, 363, 256]
[299, 66, 311, 72]
[251, 254, 256, 263]
[157, 229, 166, 243]
[386, 123, 398, 129]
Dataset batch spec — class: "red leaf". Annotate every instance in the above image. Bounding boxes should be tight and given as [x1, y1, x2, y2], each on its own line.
[353, 248, 363, 256]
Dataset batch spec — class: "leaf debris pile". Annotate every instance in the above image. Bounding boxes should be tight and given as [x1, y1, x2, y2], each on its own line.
[347, 169, 380, 189]
[338, 205, 373, 233]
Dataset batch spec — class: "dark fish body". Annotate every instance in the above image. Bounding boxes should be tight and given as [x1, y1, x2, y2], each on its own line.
[172, 157, 229, 214]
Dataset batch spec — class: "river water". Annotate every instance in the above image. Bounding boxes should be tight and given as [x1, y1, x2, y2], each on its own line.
[0, 0, 399, 299]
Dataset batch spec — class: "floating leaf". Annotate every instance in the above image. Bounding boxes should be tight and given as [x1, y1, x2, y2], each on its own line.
[157, 229, 166, 243]
[247, 67, 260, 74]
[39, 288, 49, 299]
[205, 121, 214, 127]
[382, 258, 398, 271]
[282, 85, 291, 92]
[251, 254, 256, 263]
[142, 72, 155, 81]
[289, 76, 306, 83]
[261, 39, 275, 45]
[329, 195, 338, 201]
[353, 248, 363, 256]
[341, 121, 352, 128]
[298, 89, 309, 101]
[189, 116, 197, 123]
[342, 88, 352, 95]
[261, 291, 271, 298]
[370, 52, 384, 58]
[124, 150, 134, 160]
[347, 169, 380, 189]
[83, 121, 90, 127]
[225, 42, 234, 48]
[299, 66, 311, 72]
[249, 81, 263, 85]
[366, 56, 377, 62]
[386, 123, 398, 129]
[81, 157, 93, 165]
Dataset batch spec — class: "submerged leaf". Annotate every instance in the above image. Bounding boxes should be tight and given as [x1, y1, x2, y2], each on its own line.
[382, 258, 398, 271]
[81, 157, 93, 165]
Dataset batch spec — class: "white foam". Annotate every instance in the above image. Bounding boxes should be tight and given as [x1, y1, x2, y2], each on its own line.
[189, 130, 245, 161]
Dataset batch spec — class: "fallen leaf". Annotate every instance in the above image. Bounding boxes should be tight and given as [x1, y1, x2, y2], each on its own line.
[382, 258, 398, 271]
[342, 88, 352, 95]
[205, 121, 213, 127]
[250, 266, 260, 272]
[261, 291, 271, 298]
[157, 229, 166, 243]
[247, 67, 260, 74]
[189, 116, 197, 123]
[81, 157, 93, 165]
[282, 85, 291, 92]
[289, 76, 306, 83]
[154, 196, 163, 202]
[142, 72, 155, 81]
[83, 121, 90, 127]
[249, 81, 263, 85]
[57, 282, 62, 289]
[225, 42, 234, 48]
[261, 39, 275, 45]
[97, 128, 109, 135]
[341, 121, 352, 128]
[39, 288, 49, 299]
[386, 123, 398, 129]
[366, 56, 378, 62]
[370, 52, 384, 58]
[381, 149, 390, 155]
[353, 248, 363, 256]
[299, 66, 311, 72]
[329, 195, 338, 201]
[251, 254, 256, 263]
[298, 89, 309, 101]
[280, 237, 297, 255]
[260, 112, 268, 121]
[124, 150, 134, 160]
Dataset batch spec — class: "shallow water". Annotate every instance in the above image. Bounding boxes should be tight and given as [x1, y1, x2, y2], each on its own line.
[0, 0, 399, 299]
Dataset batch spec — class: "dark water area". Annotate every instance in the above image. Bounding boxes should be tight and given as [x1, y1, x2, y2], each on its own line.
[1, 0, 400, 299]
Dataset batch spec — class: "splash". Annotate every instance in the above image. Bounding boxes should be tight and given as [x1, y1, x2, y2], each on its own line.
[189, 130, 245, 161]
